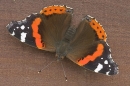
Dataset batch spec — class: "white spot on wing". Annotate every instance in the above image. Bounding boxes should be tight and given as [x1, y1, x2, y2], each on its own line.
[109, 54, 112, 58]
[106, 42, 109, 46]
[94, 63, 103, 73]
[117, 67, 119, 70]
[17, 21, 22, 25]
[104, 60, 108, 64]
[109, 54, 115, 62]
[11, 31, 15, 36]
[87, 15, 94, 18]
[20, 32, 27, 42]
[109, 48, 111, 52]
[16, 27, 19, 29]
[95, 19, 98, 22]
[27, 15, 31, 17]
[111, 59, 114, 62]
[33, 13, 37, 15]
[21, 25, 25, 30]
[22, 18, 27, 23]
[22, 18, 26, 22]
[106, 71, 110, 75]
[6, 24, 9, 28]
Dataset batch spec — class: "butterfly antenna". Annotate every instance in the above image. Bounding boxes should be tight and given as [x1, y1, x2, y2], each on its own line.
[61, 61, 68, 81]
[38, 60, 56, 73]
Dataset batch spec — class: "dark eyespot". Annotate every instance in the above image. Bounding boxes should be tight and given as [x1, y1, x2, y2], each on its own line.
[97, 27, 99, 29]
[49, 9, 52, 11]
[100, 31, 102, 33]
[93, 23, 95, 25]
[54, 9, 57, 10]
[44, 10, 47, 12]
[60, 9, 63, 11]
[102, 35, 104, 38]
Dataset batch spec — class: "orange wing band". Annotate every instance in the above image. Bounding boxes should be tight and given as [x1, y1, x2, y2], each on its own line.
[40, 5, 66, 16]
[31, 18, 45, 49]
[90, 19, 107, 41]
[78, 44, 104, 66]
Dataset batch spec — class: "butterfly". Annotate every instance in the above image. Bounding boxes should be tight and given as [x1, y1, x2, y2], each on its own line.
[6, 5, 119, 75]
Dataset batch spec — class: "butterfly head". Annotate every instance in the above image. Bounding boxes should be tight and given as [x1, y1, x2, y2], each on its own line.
[56, 54, 65, 61]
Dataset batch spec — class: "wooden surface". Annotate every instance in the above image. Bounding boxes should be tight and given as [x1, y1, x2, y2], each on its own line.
[0, 0, 130, 86]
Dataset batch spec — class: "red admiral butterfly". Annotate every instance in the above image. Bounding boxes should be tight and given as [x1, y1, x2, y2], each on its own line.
[6, 5, 119, 75]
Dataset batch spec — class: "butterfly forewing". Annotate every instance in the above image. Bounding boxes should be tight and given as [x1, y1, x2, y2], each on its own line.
[6, 13, 42, 48]
[66, 15, 118, 75]
[39, 13, 72, 52]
